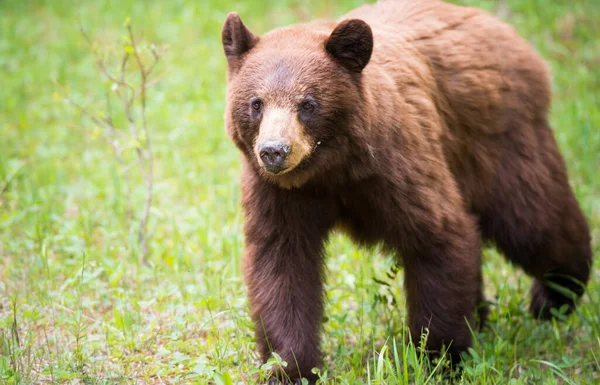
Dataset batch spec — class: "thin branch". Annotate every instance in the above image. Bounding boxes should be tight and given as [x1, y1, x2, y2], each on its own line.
[145, 44, 167, 78]
[119, 53, 138, 110]
[105, 90, 133, 227]
[68, 98, 107, 128]
[67, 98, 121, 148]
[130, 68, 170, 102]
[127, 23, 155, 262]
[120, 52, 129, 85]
[81, 26, 129, 88]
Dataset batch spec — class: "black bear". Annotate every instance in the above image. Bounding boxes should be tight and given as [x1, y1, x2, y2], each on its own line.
[221, 0, 592, 383]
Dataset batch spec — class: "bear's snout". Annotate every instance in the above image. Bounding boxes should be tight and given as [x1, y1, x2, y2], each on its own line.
[258, 140, 291, 174]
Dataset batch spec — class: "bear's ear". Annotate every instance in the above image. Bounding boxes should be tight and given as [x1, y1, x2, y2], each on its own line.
[222, 12, 259, 73]
[325, 19, 373, 73]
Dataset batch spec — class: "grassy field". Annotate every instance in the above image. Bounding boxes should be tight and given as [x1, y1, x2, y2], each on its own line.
[1, 0, 599, 384]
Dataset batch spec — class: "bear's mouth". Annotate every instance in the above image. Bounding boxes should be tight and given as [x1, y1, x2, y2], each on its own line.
[263, 164, 289, 175]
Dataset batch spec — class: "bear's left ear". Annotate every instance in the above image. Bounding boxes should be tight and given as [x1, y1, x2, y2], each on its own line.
[222, 12, 259, 73]
[325, 19, 373, 73]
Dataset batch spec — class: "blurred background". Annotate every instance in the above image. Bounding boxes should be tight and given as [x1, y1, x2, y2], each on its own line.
[0, 0, 598, 384]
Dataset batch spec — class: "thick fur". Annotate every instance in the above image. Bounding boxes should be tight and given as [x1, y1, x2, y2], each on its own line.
[222, 0, 592, 383]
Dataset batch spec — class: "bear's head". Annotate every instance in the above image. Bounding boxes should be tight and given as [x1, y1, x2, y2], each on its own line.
[222, 13, 373, 189]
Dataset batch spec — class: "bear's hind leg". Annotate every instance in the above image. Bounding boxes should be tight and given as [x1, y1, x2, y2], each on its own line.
[480, 121, 592, 319]
[527, 193, 592, 319]
[482, 174, 592, 320]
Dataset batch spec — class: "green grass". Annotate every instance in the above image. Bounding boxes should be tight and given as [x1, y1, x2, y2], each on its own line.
[1, 0, 599, 383]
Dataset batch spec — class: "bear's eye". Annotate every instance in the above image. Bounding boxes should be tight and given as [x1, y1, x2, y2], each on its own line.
[301, 100, 315, 112]
[250, 98, 263, 112]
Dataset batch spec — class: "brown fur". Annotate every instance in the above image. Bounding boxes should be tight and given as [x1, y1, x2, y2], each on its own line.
[221, 0, 593, 383]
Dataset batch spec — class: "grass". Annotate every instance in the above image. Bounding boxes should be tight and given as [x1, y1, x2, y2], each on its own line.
[0, 0, 599, 383]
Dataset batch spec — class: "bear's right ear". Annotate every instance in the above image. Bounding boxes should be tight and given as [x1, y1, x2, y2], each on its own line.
[325, 19, 373, 73]
[222, 12, 259, 74]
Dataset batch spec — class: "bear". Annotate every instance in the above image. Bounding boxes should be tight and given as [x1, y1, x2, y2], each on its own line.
[221, 0, 592, 383]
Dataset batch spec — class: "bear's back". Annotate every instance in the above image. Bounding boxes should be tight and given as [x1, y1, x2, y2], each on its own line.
[343, 0, 481, 42]
[344, 0, 551, 136]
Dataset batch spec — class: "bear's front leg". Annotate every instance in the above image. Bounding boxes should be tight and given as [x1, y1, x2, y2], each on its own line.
[241, 177, 337, 384]
[402, 206, 481, 362]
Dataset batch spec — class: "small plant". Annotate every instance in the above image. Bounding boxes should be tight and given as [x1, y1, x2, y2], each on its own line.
[0, 297, 35, 384]
[63, 18, 167, 264]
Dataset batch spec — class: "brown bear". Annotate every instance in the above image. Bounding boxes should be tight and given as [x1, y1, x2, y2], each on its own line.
[221, 0, 592, 383]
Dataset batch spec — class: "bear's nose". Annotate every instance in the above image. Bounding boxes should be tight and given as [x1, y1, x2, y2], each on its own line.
[258, 141, 291, 173]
